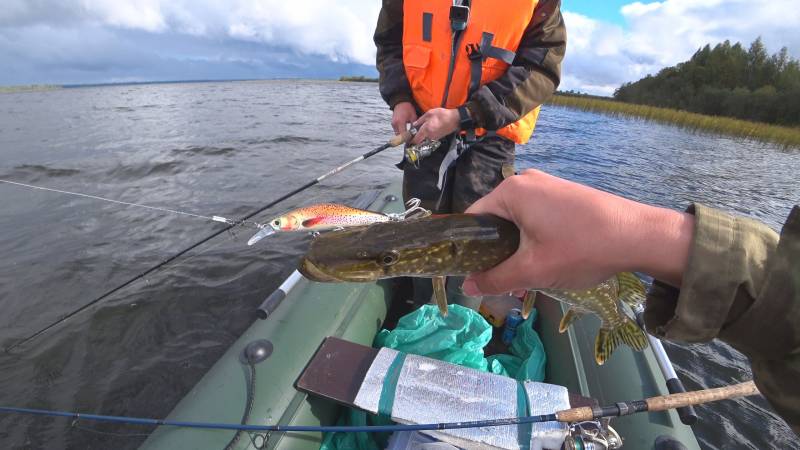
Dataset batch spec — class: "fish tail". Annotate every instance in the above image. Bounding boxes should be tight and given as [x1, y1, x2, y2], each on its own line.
[594, 316, 649, 365]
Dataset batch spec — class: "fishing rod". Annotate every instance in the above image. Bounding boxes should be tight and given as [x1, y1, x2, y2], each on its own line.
[633, 304, 698, 425]
[0, 380, 759, 433]
[3, 129, 414, 353]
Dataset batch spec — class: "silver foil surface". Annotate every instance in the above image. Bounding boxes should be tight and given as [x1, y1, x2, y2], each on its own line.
[353, 348, 569, 450]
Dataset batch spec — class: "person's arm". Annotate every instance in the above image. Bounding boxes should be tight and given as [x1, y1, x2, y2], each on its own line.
[462, 169, 800, 434]
[644, 204, 800, 435]
[463, 0, 566, 131]
[374, 0, 413, 110]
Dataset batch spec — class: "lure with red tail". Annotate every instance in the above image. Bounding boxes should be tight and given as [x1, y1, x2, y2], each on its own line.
[247, 204, 391, 246]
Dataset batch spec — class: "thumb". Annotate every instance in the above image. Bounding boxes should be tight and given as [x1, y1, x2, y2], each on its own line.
[462, 248, 532, 296]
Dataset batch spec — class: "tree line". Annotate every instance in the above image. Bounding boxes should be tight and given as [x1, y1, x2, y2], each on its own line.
[614, 38, 800, 125]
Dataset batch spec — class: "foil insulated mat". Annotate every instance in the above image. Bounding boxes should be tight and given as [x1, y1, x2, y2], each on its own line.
[353, 348, 569, 450]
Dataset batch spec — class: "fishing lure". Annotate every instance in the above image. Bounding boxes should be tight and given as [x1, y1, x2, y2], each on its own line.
[246, 199, 430, 245]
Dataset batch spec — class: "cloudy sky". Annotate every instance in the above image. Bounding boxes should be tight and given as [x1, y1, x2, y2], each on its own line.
[1, 0, 798, 95]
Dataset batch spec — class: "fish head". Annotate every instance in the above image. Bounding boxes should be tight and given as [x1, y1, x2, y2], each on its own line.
[298, 222, 418, 282]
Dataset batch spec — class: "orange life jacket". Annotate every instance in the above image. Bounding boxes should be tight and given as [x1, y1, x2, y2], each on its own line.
[402, 0, 541, 144]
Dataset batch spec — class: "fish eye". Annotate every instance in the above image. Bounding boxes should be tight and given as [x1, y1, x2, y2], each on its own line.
[273, 219, 280, 226]
[378, 250, 400, 267]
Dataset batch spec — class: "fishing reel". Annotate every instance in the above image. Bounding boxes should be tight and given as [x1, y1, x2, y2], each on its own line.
[563, 421, 622, 450]
[404, 139, 442, 168]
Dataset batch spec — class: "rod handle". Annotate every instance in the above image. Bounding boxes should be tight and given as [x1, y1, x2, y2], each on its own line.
[646, 380, 758, 412]
[666, 377, 698, 425]
[555, 407, 594, 423]
[388, 129, 414, 147]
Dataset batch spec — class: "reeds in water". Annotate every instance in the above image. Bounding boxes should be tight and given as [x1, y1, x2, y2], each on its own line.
[548, 94, 800, 149]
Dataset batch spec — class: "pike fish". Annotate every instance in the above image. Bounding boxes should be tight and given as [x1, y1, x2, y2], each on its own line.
[247, 203, 391, 246]
[298, 213, 648, 365]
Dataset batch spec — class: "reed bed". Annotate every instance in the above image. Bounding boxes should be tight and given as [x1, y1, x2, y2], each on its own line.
[548, 94, 800, 149]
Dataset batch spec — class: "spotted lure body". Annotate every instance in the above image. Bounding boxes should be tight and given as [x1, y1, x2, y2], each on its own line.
[299, 213, 648, 365]
[247, 203, 391, 245]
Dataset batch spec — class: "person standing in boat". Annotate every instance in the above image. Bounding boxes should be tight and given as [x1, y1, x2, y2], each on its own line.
[374, 0, 566, 308]
[374, 0, 565, 213]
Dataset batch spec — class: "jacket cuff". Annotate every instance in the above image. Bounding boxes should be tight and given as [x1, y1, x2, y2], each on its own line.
[463, 100, 486, 129]
[644, 203, 778, 343]
[388, 93, 414, 110]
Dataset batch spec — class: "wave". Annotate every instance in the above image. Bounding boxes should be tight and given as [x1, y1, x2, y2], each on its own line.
[105, 160, 185, 180]
[170, 145, 237, 157]
[240, 136, 328, 146]
[1, 164, 82, 182]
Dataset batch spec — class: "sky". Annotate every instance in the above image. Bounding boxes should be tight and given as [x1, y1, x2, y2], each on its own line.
[1, 0, 798, 95]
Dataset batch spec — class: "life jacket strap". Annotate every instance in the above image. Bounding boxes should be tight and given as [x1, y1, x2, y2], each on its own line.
[467, 32, 516, 97]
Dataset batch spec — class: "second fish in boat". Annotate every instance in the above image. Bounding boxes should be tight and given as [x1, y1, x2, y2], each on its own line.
[298, 213, 648, 365]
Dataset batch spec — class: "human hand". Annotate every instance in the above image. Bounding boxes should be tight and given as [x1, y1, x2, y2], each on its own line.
[461, 169, 695, 296]
[411, 108, 459, 144]
[391, 102, 418, 135]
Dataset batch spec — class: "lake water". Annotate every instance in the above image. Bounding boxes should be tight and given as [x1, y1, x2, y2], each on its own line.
[0, 80, 798, 449]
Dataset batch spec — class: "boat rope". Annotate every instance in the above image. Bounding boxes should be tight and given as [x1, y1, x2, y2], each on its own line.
[223, 364, 257, 450]
[3, 130, 413, 352]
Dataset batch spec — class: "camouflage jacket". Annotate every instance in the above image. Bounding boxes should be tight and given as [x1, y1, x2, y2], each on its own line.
[373, 0, 566, 131]
[644, 204, 800, 435]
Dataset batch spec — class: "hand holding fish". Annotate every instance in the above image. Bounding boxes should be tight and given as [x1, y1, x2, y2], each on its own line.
[462, 169, 695, 296]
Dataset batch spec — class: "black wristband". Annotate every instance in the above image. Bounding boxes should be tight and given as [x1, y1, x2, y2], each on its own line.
[458, 105, 475, 131]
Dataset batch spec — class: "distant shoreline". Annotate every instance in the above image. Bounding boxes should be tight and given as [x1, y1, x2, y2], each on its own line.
[547, 94, 800, 149]
[338, 76, 379, 82]
[0, 84, 62, 94]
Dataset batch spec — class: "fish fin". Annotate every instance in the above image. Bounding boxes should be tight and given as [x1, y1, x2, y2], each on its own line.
[617, 272, 647, 308]
[302, 216, 325, 228]
[432, 276, 448, 317]
[594, 316, 649, 365]
[558, 308, 584, 333]
[521, 291, 537, 319]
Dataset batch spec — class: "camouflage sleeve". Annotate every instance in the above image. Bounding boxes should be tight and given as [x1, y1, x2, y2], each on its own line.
[644, 204, 800, 434]
[374, 0, 414, 109]
[463, 0, 566, 130]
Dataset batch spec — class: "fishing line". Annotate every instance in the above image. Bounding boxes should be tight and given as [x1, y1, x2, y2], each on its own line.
[0, 179, 259, 229]
[3, 132, 411, 352]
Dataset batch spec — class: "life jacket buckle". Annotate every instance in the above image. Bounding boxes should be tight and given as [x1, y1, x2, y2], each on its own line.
[466, 43, 483, 61]
[449, 4, 470, 31]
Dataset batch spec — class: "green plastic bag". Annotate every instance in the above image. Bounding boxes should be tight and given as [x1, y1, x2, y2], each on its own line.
[321, 304, 547, 450]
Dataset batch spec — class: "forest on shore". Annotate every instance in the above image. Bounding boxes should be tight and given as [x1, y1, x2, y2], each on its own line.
[613, 38, 800, 126]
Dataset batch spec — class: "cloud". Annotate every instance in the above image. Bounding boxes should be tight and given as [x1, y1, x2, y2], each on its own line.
[561, 0, 800, 95]
[0, 0, 798, 92]
[0, 0, 382, 85]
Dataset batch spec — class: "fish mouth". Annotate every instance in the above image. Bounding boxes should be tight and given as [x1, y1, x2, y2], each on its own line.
[298, 257, 342, 282]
